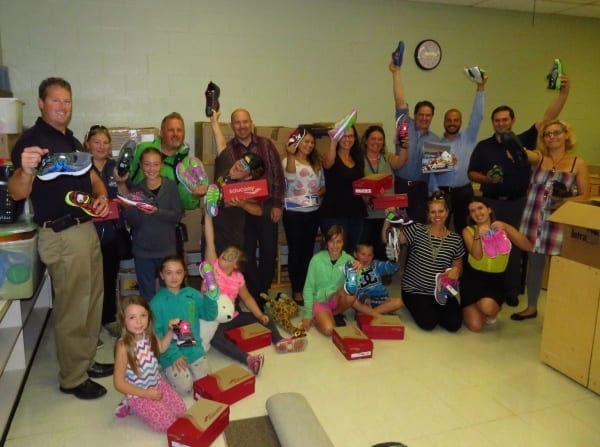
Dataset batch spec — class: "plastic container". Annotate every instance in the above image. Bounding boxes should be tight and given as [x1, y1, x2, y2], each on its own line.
[0, 98, 24, 133]
[0, 231, 39, 300]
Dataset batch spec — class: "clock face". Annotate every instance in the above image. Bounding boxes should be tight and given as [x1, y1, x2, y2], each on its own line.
[414, 39, 442, 70]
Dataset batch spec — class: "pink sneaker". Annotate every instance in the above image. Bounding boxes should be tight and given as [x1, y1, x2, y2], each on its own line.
[246, 354, 264, 375]
[493, 228, 512, 255]
[114, 400, 130, 418]
[481, 229, 498, 258]
[275, 338, 308, 354]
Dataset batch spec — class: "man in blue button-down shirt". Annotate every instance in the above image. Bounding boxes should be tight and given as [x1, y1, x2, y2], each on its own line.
[432, 74, 488, 234]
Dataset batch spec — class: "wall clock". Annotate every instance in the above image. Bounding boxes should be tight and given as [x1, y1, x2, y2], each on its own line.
[414, 39, 442, 70]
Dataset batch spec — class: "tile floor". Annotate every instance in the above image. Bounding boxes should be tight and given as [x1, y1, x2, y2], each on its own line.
[5, 285, 600, 447]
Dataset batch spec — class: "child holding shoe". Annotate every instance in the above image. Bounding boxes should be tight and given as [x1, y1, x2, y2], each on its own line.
[113, 295, 186, 432]
[150, 256, 218, 395]
[203, 212, 307, 375]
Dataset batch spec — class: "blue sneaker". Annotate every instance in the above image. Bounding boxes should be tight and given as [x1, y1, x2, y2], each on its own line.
[392, 40, 405, 67]
[37, 152, 92, 181]
[116, 139, 137, 177]
[343, 261, 358, 296]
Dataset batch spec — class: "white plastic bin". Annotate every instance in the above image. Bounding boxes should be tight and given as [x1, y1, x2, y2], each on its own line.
[0, 98, 24, 133]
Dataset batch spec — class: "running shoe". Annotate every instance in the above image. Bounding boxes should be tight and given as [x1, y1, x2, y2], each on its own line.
[176, 156, 208, 193]
[434, 270, 459, 306]
[114, 400, 130, 418]
[392, 40, 405, 67]
[546, 58, 563, 90]
[343, 261, 359, 296]
[287, 127, 306, 151]
[385, 227, 400, 262]
[247, 353, 264, 375]
[328, 109, 357, 142]
[385, 208, 413, 225]
[481, 229, 498, 258]
[395, 113, 409, 144]
[275, 338, 308, 354]
[205, 81, 221, 117]
[37, 152, 92, 181]
[199, 261, 219, 300]
[116, 191, 157, 213]
[116, 139, 137, 177]
[204, 183, 221, 217]
[464, 66, 486, 84]
[172, 319, 196, 347]
[489, 164, 503, 181]
[65, 190, 101, 217]
[492, 228, 512, 256]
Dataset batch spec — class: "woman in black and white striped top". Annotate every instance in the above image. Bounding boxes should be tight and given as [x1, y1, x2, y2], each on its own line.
[386, 195, 465, 331]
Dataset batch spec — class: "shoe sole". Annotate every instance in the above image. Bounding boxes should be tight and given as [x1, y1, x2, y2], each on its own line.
[392, 40, 405, 66]
[116, 140, 137, 177]
[117, 194, 157, 212]
[65, 191, 101, 217]
[37, 152, 92, 181]
[328, 109, 357, 141]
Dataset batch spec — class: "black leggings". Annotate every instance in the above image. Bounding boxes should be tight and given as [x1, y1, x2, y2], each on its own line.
[402, 291, 462, 332]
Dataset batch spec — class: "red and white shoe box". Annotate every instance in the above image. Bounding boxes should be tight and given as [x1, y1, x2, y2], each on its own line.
[167, 398, 229, 447]
[332, 325, 373, 360]
[193, 364, 255, 405]
[371, 193, 408, 209]
[222, 179, 269, 202]
[356, 314, 405, 340]
[225, 322, 272, 352]
[352, 174, 393, 196]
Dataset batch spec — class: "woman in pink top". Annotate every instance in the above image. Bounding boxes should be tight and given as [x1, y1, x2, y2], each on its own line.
[202, 213, 307, 375]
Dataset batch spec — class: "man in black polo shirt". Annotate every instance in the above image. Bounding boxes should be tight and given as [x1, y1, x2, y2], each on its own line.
[468, 75, 570, 307]
[9, 77, 113, 399]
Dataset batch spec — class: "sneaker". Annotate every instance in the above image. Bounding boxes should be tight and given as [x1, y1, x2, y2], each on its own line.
[117, 191, 157, 213]
[392, 40, 405, 67]
[385, 208, 413, 225]
[395, 113, 409, 144]
[434, 270, 459, 306]
[546, 58, 563, 90]
[96, 338, 104, 350]
[275, 338, 308, 354]
[489, 164, 504, 181]
[481, 229, 498, 258]
[199, 261, 219, 300]
[114, 400, 130, 418]
[464, 66, 486, 84]
[492, 228, 512, 255]
[176, 156, 208, 193]
[287, 127, 306, 151]
[343, 261, 359, 296]
[205, 81, 221, 117]
[247, 354, 264, 375]
[333, 313, 346, 327]
[501, 131, 528, 167]
[485, 316, 498, 325]
[385, 227, 400, 262]
[65, 190, 101, 217]
[204, 184, 221, 218]
[328, 109, 357, 142]
[116, 139, 137, 177]
[37, 152, 92, 181]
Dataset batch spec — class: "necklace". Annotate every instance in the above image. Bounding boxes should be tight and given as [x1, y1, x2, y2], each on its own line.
[428, 225, 449, 263]
[549, 152, 567, 173]
[366, 154, 380, 174]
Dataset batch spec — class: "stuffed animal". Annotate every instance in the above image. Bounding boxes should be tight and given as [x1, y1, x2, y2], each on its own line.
[199, 294, 235, 351]
[261, 292, 306, 338]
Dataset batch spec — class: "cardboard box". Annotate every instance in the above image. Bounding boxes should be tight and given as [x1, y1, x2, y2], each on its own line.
[225, 322, 272, 352]
[181, 206, 203, 253]
[194, 121, 235, 165]
[167, 398, 229, 447]
[356, 314, 405, 340]
[193, 364, 255, 405]
[332, 325, 373, 360]
[547, 201, 600, 269]
[352, 174, 393, 197]
[540, 256, 600, 387]
[108, 127, 159, 157]
[222, 179, 269, 202]
[588, 174, 600, 196]
[589, 300, 600, 394]
[118, 272, 139, 296]
[371, 193, 409, 210]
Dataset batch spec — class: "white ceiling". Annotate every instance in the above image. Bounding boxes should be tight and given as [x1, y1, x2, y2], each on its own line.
[408, 0, 600, 19]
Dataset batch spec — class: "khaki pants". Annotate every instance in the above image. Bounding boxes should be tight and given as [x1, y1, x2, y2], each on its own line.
[38, 222, 104, 388]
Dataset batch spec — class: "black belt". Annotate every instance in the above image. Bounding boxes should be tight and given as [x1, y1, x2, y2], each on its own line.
[484, 194, 525, 201]
[395, 177, 426, 186]
[439, 184, 472, 192]
[41, 215, 92, 232]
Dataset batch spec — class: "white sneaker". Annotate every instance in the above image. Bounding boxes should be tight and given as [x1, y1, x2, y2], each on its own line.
[464, 66, 486, 84]
[386, 227, 400, 262]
